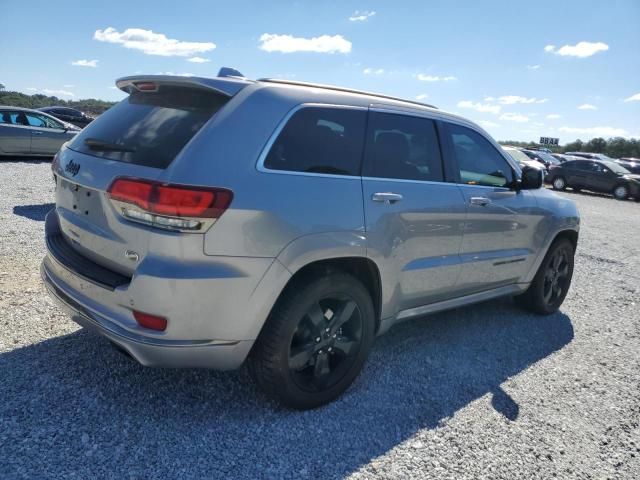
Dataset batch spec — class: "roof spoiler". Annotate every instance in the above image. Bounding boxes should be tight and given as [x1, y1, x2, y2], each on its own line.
[115, 72, 251, 97]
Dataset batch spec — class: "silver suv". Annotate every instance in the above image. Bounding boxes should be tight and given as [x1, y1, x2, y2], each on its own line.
[42, 69, 580, 409]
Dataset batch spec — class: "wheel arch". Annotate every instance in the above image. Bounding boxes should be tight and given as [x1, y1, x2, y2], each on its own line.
[270, 256, 383, 334]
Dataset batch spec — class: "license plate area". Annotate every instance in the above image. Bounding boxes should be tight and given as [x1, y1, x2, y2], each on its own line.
[58, 177, 104, 221]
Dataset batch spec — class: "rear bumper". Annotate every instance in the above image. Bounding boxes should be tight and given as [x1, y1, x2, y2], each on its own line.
[41, 209, 293, 369]
[41, 259, 254, 369]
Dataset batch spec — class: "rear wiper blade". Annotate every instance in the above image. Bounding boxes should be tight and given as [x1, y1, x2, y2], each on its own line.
[84, 138, 136, 153]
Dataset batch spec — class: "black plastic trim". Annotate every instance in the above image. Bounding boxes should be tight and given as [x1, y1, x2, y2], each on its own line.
[46, 233, 131, 290]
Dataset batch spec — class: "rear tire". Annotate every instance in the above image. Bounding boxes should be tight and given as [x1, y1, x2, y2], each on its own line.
[249, 271, 375, 409]
[613, 184, 629, 200]
[515, 238, 575, 315]
[552, 176, 566, 191]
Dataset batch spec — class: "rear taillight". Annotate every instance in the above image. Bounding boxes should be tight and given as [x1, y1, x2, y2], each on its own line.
[107, 178, 232, 232]
[133, 310, 167, 331]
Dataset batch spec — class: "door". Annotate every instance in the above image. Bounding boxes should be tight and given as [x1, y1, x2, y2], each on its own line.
[362, 110, 466, 317]
[587, 162, 615, 193]
[440, 122, 539, 294]
[0, 111, 32, 154]
[566, 160, 591, 187]
[24, 113, 68, 155]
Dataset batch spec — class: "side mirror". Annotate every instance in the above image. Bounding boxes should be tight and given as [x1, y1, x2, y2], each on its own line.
[519, 165, 544, 190]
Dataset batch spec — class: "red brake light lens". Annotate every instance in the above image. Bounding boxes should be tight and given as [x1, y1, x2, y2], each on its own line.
[133, 310, 167, 331]
[108, 178, 153, 211]
[107, 178, 232, 219]
[134, 82, 158, 92]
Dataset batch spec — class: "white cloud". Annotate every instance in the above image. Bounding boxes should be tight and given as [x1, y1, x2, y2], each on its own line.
[187, 56, 210, 63]
[71, 59, 98, 67]
[416, 94, 429, 100]
[558, 126, 629, 137]
[544, 41, 609, 58]
[479, 120, 500, 128]
[497, 95, 548, 105]
[500, 113, 529, 123]
[578, 103, 598, 110]
[484, 96, 495, 102]
[457, 100, 501, 114]
[623, 93, 640, 102]
[417, 74, 457, 82]
[94, 27, 216, 57]
[27, 87, 74, 97]
[259, 33, 351, 54]
[526, 64, 540, 70]
[363, 67, 384, 75]
[108, 86, 118, 90]
[546, 114, 562, 119]
[349, 10, 376, 22]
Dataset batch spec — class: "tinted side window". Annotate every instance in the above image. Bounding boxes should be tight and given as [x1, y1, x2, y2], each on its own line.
[446, 123, 513, 187]
[575, 161, 591, 171]
[264, 107, 366, 176]
[363, 112, 443, 181]
[0, 111, 13, 124]
[25, 114, 46, 127]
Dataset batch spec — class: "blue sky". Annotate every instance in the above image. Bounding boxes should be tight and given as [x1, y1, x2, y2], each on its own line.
[1, 0, 639, 143]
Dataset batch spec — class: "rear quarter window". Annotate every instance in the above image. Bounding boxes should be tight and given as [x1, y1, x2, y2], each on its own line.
[264, 106, 366, 176]
[68, 85, 228, 169]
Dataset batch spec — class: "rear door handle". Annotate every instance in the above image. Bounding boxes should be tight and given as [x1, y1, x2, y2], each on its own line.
[372, 192, 403, 204]
[469, 196, 491, 206]
[32, 131, 43, 135]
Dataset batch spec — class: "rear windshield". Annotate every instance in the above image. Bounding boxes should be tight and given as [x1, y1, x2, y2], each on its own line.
[68, 85, 228, 168]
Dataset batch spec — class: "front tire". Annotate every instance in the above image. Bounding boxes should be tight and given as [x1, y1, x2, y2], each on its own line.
[552, 176, 567, 191]
[249, 271, 375, 409]
[515, 238, 575, 315]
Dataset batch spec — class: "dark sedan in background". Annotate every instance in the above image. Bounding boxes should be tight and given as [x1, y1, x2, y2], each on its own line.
[616, 157, 640, 174]
[0, 106, 80, 157]
[38, 106, 93, 128]
[522, 149, 563, 168]
[546, 158, 640, 200]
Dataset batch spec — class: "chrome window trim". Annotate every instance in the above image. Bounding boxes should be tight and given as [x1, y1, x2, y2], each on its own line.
[360, 176, 460, 187]
[256, 103, 367, 180]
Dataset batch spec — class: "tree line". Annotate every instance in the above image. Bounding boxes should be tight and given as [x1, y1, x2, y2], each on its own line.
[499, 137, 640, 159]
[0, 90, 115, 116]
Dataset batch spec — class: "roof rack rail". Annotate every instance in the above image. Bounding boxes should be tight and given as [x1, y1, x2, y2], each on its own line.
[257, 78, 438, 110]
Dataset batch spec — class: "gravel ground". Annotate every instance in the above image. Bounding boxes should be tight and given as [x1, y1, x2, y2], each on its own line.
[1, 159, 639, 479]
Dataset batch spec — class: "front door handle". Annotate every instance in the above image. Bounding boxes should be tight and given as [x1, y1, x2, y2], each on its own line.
[372, 192, 403, 204]
[32, 131, 43, 135]
[469, 196, 491, 206]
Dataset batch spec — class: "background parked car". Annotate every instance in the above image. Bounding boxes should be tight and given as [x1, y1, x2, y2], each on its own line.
[546, 158, 640, 200]
[551, 153, 584, 163]
[0, 106, 80, 156]
[38, 106, 93, 128]
[502, 146, 547, 175]
[522, 149, 562, 169]
[615, 157, 640, 174]
[565, 152, 616, 162]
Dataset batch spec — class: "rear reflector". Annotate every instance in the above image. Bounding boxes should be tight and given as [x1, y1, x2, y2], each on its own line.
[107, 178, 232, 224]
[133, 311, 167, 331]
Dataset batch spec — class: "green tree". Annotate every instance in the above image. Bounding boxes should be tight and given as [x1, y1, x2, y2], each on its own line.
[584, 137, 607, 153]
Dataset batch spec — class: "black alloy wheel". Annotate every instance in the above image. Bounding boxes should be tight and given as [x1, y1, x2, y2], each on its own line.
[288, 294, 363, 392]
